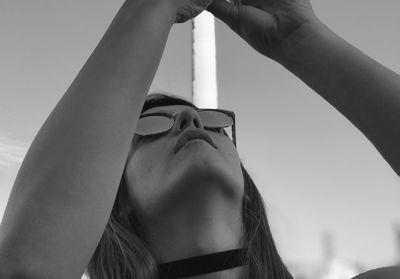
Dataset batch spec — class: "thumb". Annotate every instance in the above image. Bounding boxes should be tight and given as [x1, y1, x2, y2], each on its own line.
[207, 0, 240, 31]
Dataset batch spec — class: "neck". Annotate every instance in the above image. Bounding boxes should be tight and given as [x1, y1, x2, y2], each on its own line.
[138, 183, 245, 279]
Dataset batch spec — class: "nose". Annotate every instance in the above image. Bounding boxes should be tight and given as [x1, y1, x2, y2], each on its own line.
[172, 108, 204, 134]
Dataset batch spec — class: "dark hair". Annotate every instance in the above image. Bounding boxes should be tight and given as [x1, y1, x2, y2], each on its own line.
[85, 92, 293, 279]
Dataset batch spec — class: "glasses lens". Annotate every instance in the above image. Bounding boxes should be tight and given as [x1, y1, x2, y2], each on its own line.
[198, 110, 233, 128]
[199, 110, 234, 142]
[135, 115, 173, 136]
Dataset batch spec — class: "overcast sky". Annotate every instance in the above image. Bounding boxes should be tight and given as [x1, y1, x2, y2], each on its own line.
[1, 0, 400, 270]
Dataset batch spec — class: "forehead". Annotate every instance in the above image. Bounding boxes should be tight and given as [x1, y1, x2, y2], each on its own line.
[143, 105, 196, 114]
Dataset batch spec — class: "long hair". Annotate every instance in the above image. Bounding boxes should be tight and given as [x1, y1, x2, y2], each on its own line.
[85, 92, 293, 279]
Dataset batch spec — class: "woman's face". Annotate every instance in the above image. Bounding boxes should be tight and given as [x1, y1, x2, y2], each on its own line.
[122, 105, 244, 225]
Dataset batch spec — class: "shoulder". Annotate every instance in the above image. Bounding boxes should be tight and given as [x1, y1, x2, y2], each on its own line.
[351, 266, 400, 279]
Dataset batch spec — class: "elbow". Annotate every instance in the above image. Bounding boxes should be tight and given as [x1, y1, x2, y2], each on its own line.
[0, 255, 51, 279]
[0, 254, 75, 279]
[0, 266, 52, 279]
[0, 261, 32, 279]
[0, 269, 31, 279]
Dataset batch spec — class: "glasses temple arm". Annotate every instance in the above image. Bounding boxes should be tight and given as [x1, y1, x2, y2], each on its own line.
[232, 117, 237, 147]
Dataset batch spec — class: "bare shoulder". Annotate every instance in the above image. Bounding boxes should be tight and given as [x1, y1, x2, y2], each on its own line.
[351, 266, 400, 279]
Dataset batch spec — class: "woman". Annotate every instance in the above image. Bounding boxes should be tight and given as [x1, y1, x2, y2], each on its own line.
[0, 0, 398, 279]
[81, 91, 294, 279]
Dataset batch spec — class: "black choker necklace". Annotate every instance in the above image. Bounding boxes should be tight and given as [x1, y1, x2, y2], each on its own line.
[158, 247, 248, 279]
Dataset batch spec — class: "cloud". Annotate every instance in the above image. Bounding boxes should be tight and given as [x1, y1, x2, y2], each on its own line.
[0, 136, 28, 167]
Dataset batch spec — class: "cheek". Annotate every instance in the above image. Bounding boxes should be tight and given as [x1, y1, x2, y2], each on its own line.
[227, 148, 245, 193]
[219, 138, 242, 171]
[224, 137, 244, 185]
[211, 139, 244, 196]
[125, 139, 164, 185]
[122, 144, 172, 221]
[123, 150, 159, 207]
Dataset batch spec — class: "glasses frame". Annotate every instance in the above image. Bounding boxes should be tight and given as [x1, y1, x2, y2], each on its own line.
[135, 108, 237, 147]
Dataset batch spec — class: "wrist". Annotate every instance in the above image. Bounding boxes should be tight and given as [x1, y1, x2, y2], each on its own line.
[121, 0, 177, 25]
[270, 18, 333, 65]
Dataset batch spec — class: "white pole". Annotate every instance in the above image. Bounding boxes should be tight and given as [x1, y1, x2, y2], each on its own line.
[192, 13, 218, 109]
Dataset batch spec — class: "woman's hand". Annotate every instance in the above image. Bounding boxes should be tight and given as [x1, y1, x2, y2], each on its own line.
[206, 0, 318, 58]
[170, 0, 215, 22]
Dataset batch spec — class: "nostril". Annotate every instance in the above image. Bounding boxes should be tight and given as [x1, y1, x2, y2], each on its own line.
[180, 119, 186, 130]
[194, 118, 199, 128]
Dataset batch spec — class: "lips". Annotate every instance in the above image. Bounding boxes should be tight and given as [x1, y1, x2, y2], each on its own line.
[174, 129, 217, 153]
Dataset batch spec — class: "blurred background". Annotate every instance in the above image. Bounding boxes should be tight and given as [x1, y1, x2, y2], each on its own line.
[1, 1, 400, 278]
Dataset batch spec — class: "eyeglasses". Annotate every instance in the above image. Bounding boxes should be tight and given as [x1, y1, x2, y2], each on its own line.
[134, 108, 237, 147]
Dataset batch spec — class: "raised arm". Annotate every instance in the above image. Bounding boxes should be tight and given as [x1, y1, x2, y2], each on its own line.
[207, 0, 400, 176]
[275, 20, 400, 176]
[0, 0, 210, 278]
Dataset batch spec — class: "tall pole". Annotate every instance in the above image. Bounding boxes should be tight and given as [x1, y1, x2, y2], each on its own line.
[396, 222, 400, 265]
[191, 12, 218, 108]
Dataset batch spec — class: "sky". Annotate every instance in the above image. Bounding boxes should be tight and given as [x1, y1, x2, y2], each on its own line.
[1, 0, 400, 271]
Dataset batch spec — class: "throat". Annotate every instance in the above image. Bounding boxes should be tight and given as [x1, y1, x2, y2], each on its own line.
[142, 189, 245, 265]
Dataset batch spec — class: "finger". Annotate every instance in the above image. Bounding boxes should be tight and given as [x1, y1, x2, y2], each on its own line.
[207, 0, 240, 31]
